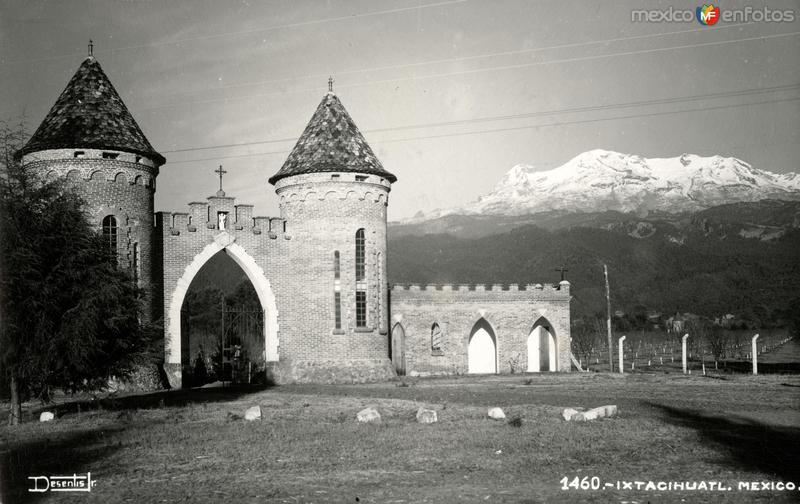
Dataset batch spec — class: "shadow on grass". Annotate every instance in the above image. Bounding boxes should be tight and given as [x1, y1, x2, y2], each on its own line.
[43, 384, 274, 418]
[648, 402, 800, 481]
[1, 426, 125, 504]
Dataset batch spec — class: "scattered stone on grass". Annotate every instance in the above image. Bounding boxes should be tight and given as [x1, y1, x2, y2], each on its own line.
[244, 405, 262, 421]
[356, 407, 381, 423]
[561, 407, 583, 421]
[416, 407, 438, 424]
[488, 407, 506, 420]
[39, 411, 54, 422]
[563, 405, 618, 422]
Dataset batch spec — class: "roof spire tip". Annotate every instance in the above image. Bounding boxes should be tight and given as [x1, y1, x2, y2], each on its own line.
[88, 39, 94, 57]
[328, 76, 334, 93]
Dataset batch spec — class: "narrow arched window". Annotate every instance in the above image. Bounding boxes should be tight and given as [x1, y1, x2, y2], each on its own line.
[355, 229, 365, 281]
[132, 242, 140, 286]
[355, 229, 367, 327]
[102, 215, 117, 255]
[431, 322, 443, 354]
[333, 251, 342, 330]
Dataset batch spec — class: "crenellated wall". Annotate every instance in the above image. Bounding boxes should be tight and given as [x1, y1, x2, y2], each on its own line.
[389, 281, 572, 376]
[155, 192, 292, 388]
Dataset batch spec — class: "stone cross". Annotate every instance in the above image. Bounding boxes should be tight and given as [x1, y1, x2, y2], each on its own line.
[555, 265, 569, 281]
[215, 165, 227, 192]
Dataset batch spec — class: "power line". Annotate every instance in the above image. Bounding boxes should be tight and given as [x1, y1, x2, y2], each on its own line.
[159, 83, 800, 154]
[163, 95, 800, 165]
[376, 96, 800, 145]
[4, 0, 469, 65]
[163, 22, 757, 96]
[141, 30, 800, 112]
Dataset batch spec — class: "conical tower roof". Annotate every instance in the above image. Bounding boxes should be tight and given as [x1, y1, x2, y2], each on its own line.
[269, 92, 396, 185]
[17, 56, 165, 165]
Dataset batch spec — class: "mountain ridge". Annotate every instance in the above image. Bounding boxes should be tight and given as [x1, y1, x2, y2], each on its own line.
[403, 149, 800, 222]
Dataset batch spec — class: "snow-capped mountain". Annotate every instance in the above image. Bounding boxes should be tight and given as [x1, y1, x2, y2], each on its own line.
[412, 149, 800, 220]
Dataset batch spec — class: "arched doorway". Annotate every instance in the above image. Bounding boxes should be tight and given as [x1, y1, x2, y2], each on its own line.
[391, 323, 406, 375]
[181, 250, 264, 386]
[165, 238, 278, 388]
[528, 318, 557, 372]
[468, 318, 497, 374]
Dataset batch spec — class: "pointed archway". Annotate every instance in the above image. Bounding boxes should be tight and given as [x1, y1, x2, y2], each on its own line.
[528, 317, 557, 372]
[468, 318, 497, 374]
[391, 323, 406, 376]
[165, 234, 279, 387]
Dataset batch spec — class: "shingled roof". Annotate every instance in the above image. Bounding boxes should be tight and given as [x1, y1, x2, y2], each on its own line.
[269, 92, 396, 185]
[17, 56, 165, 165]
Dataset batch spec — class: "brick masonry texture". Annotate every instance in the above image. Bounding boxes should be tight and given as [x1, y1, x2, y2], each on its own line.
[22, 148, 159, 321]
[389, 283, 572, 375]
[21, 60, 573, 388]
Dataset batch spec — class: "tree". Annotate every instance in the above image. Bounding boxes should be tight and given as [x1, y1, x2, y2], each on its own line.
[571, 316, 601, 370]
[0, 121, 159, 425]
[706, 325, 727, 370]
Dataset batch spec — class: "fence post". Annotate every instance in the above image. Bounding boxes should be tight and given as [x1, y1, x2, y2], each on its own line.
[752, 334, 760, 375]
[682, 333, 689, 375]
[618, 335, 626, 374]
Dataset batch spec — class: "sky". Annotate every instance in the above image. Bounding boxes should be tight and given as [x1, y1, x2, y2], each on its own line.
[1, 0, 798, 220]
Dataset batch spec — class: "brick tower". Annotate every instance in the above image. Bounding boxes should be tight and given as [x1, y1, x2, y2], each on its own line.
[268, 90, 398, 382]
[17, 54, 165, 319]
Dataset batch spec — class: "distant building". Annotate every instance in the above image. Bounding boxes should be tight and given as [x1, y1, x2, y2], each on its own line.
[18, 54, 572, 386]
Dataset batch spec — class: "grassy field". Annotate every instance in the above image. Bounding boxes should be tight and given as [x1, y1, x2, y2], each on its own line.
[1, 373, 799, 503]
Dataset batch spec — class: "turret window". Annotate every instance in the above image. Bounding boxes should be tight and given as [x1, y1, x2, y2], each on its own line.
[102, 215, 117, 257]
[132, 242, 139, 286]
[102, 152, 119, 160]
[333, 251, 342, 330]
[355, 229, 367, 328]
[355, 229, 365, 281]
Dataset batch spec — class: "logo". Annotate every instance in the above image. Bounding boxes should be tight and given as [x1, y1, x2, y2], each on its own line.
[697, 4, 721, 25]
[28, 472, 96, 493]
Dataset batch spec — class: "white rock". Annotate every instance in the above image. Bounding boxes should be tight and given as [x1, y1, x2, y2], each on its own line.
[562, 408, 580, 421]
[39, 411, 54, 422]
[356, 407, 381, 423]
[487, 407, 505, 420]
[416, 407, 437, 424]
[244, 405, 262, 421]
[569, 405, 618, 422]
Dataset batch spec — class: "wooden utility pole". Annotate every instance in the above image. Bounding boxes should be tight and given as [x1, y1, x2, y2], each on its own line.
[604, 264, 613, 372]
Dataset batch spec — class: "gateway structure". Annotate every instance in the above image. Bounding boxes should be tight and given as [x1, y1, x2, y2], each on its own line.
[18, 54, 572, 387]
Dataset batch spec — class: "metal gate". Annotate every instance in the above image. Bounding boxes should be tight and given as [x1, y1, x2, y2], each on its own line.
[181, 299, 264, 387]
[220, 304, 264, 386]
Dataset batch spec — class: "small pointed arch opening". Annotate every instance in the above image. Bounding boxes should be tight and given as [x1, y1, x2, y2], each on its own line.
[431, 322, 444, 355]
[528, 316, 557, 372]
[391, 322, 406, 375]
[468, 317, 497, 374]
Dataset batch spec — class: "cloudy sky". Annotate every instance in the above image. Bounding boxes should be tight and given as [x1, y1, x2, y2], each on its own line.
[1, 0, 798, 220]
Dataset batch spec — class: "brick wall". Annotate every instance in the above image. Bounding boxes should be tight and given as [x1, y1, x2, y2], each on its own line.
[389, 283, 572, 375]
[158, 171, 395, 386]
[22, 148, 159, 320]
[273, 172, 394, 382]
